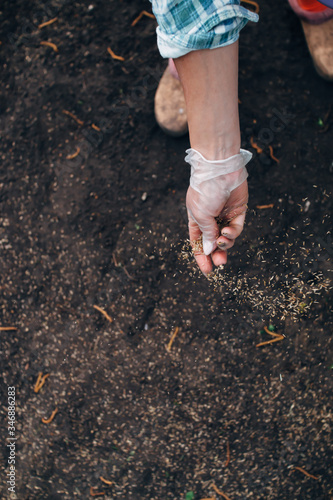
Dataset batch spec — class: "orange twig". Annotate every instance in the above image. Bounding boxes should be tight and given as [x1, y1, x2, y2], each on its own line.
[131, 10, 155, 27]
[224, 441, 230, 467]
[38, 17, 58, 29]
[241, 0, 260, 13]
[40, 41, 58, 52]
[90, 486, 105, 497]
[256, 337, 283, 347]
[269, 145, 280, 163]
[99, 476, 113, 485]
[293, 466, 319, 480]
[0, 326, 17, 331]
[92, 124, 101, 131]
[256, 204, 274, 209]
[66, 146, 80, 160]
[166, 327, 179, 352]
[62, 109, 84, 126]
[34, 372, 50, 393]
[250, 136, 263, 154]
[256, 327, 284, 347]
[107, 47, 125, 61]
[211, 484, 232, 500]
[264, 326, 281, 337]
[93, 305, 113, 323]
[42, 407, 58, 424]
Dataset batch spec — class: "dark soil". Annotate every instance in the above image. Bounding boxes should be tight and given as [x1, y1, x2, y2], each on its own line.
[0, 0, 332, 499]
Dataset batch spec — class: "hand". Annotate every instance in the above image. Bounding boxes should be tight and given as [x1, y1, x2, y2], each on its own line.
[186, 154, 249, 275]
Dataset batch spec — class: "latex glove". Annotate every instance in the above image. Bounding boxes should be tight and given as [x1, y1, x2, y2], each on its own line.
[185, 148, 252, 273]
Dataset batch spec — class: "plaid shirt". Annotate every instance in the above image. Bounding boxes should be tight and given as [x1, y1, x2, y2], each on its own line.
[151, 0, 259, 58]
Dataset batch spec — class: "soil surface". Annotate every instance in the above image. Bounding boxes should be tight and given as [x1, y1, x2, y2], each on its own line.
[0, 1, 332, 499]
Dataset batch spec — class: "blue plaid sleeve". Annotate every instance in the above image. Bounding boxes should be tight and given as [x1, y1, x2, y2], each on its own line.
[150, 0, 259, 58]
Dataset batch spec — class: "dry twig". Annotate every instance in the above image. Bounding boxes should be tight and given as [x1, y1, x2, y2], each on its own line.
[166, 327, 180, 352]
[211, 484, 232, 500]
[292, 466, 319, 480]
[112, 252, 119, 267]
[224, 441, 230, 467]
[66, 146, 80, 160]
[0, 326, 17, 331]
[268, 145, 280, 163]
[93, 305, 113, 323]
[34, 372, 50, 393]
[41, 407, 58, 424]
[90, 486, 105, 497]
[131, 10, 155, 27]
[38, 17, 58, 29]
[256, 326, 284, 347]
[256, 204, 274, 209]
[123, 265, 136, 280]
[62, 109, 84, 126]
[40, 41, 58, 52]
[241, 0, 260, 13]
[92, 124, 101, 131]
[107, 47, 125, 61]
[250, 137, 263, 154]
[99, 476, 113, 485]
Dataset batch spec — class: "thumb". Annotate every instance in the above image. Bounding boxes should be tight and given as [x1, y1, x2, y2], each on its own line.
[200, 218, 220, 256]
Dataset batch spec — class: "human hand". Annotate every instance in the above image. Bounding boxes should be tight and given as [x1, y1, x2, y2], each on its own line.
[185, 148, 251, 275]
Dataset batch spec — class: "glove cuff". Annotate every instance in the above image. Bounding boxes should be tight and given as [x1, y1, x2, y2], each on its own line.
[185, 148, 252, 194]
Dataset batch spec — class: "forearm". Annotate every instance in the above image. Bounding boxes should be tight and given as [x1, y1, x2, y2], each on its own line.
[174, 41, 240, 161]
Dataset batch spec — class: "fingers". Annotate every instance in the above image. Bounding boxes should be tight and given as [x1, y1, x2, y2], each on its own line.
[216, 208, 246, 248]
[211, 247, 228, 267]
[188, 215, 214, 275]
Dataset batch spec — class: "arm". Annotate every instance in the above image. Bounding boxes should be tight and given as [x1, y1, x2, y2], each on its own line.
[174, 42, 249, 275]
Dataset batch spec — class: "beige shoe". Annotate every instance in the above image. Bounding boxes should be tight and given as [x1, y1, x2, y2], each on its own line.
[154, 66, 188, 137]
[301, 17, 333, 81]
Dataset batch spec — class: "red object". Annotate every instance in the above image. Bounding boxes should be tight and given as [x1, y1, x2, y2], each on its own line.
[298, 0, 327, 11]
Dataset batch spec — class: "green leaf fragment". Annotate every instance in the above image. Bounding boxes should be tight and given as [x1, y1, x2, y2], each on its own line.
[185, 492, 194, 500]
[268, 324, 275, 332]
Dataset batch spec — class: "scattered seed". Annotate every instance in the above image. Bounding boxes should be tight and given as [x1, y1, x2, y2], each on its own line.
[41, 407, 58, 424]
[40, 41, 58, 52]
[93, 305, 113, 323]
[131, 10, 155, 27]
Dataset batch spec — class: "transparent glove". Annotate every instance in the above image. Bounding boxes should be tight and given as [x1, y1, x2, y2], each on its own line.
[185, 148, 252, 270]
